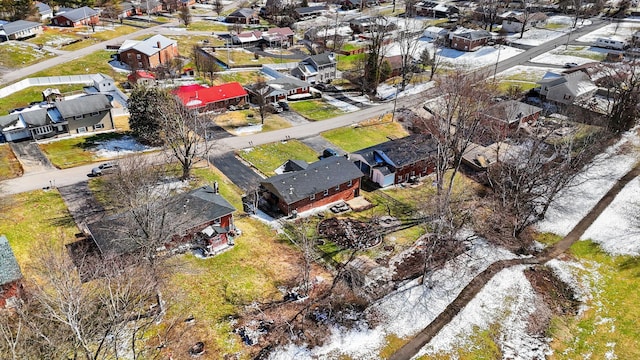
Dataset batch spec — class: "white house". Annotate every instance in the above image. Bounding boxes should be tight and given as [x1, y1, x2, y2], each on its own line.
[423, 26, 448, 40]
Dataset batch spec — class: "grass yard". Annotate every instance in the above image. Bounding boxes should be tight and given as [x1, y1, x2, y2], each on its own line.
[187, 21, 229, 32]
[553, 45, 607, 61]
[61, 24, 142, 50]
[166, 35, 224, 58]
[0, 190, 78, 274]
[238, 140, 318, 176]
[336, 53, 366, 71]
[214, 109, 291, 135]
[113, 114, 131, 131]
[321, 121, 409, 152]
[0, 144, 23, 180]
[497, 80, 538, 94]
[548, 240, 640, 359]
[213, 70, 261, 85]
[213, 48, 281, 66]
[27, 28, 80, 48]
[0, 84, 86, 115]
[289, 99, 345, 121]
[39, 132, 126, 169]
[0, 42, 56, 69]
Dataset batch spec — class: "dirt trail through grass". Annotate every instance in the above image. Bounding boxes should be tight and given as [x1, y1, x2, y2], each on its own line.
[389, 160, 640, 360]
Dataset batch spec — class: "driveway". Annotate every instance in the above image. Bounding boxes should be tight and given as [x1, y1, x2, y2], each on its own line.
[209, 152, 264, 192]
[57, 181, 105, 228]
[9, 141, 55, 174]
[300, 135, 345, 156]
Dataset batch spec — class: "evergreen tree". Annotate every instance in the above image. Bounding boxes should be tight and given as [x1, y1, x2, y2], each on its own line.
[128, 86, 171, 146]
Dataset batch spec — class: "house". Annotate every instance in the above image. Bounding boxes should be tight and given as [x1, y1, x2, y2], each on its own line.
[291, 52, 337, 84]
[461, 142, 512, 171]
[383, 55, 403, 77]
[86, 185, 237, 257]
[127, 70, 156, 86]
[536, 71, 597, 104]
[262, 27, 294, 48]
[423, 26, 449, 40]
[118, 1, 141, 18]
[304, 25, 353, 47]
[350, 134, 437, 188]
[499, 11, 547, 33]
[225, 8, 259, 25]
[482, 100, 543, 135]
[42, 88, 63, 103]
[413, 1, 459, 18]
[118, 34, 179, 70]
[260, 156, 363, 216]
[245, 76, 311, 103]
[172, 82, 248, 112]
[349, 16, 396, 34]
[450, 29, 492, 51]
[0, 94, 114, 142]
[0, 235, 23, 309]
[35, 1, 53, 20]
[0, 20, 43, 41]
[231, 30, 263, 45]
[294, 5, 328, 19]
[140, 0, 163, 14]
[342, 0, 378, 10]
[51, 6, 100, 27]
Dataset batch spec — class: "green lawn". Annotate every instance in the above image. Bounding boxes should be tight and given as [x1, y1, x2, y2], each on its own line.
[321, 122, 409, 152]
[0, 84, 86, 116]
[238, 140, 319, 176]
[187, 21, 229, 32]
[0, 144, 22, 180]
[289, 99, 345, 121]
[213, 70, 261, 85]
[39, 133, 126, 169]
[213, 48, 281, 66]
[497, 80, 538, 94]
[166, 34, 224, 58]
[215, 109, 291, 134]
[553, 46, 607, 61]
[337, 53, 366, 71]
[0, 42, 56, 69]
[548, 240, 640, 360]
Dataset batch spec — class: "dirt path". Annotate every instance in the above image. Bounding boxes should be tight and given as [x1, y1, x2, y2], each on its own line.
[389, 161, 640, 360]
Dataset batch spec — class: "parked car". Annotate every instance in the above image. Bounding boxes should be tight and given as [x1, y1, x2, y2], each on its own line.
[277, 101, 290, 111]
[268, 102, 283, 113]
[322, 148, 339, 158]
[91, 162, 118, 176]
[563, 62, 578, 68]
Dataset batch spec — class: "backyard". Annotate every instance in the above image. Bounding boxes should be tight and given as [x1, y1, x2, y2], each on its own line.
[238, 140, 319, 176]
[214, 109, 291, 134]
[39, 133, 136, 169]
[321, 121, 408, 152]
[0, 84, 86, 115]
[288, 99, 345, 121]
[0, 144, 22, 180]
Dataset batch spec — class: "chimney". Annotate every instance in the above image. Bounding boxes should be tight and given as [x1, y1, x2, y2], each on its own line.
[157, 41, 161, 48]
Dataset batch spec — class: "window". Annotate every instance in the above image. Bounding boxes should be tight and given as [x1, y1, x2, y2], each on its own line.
[348, 179, 353, 187]
[335, 185, 340, 191]
[74, 115, 83, 120]
[94, 123, 104, 130]
[127, 53, 132, 59]
[90, 111, 99, 116]
[323, 189, 329, 196]
[309, 194, 315, 200]
[138, 62, 142, 68]
[136, 54, 141, 59]
[77, 127, 87, 133]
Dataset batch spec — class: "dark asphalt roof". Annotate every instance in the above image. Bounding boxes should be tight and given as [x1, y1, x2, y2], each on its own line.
[0, 113, 21, 129]
[283, 159, 309, 172]
[0, 235, 22, 286]
[87, 186, 236, 255]
[36, 1, 52, 14]
[20, 109, 48, 126]
[55, 6, 99, 22]
[56, 94, 112, 119]
[295, 6, 326, 14]
[484, 100, 543, 124]
[308, 52, 335, 66]
[353, 134, 438, 168]
[228, 8, 256, 18]
[0, 20, 41, 36]
[261, 156, 363, 205]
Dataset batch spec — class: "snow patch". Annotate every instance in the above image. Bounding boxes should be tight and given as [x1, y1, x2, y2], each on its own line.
[93, 135, 154, 158]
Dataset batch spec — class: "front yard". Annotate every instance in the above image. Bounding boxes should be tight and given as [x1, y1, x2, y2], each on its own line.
[0, 144, 22, 180]
[214, 109, 291, 134]
[213, 48, 282, 67]
[237, 140, 319, 176]
[288, 99, 345, 121]
[321, 121, 409, 152]
[0, 42, 55, 69]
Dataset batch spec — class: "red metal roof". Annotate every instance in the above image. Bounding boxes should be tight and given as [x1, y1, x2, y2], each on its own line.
[172, 82, 248, 108]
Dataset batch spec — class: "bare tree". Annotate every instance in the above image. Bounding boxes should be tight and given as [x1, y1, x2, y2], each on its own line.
[192, 46, 220, 84]
[595, 60, 640, 133]
[281, 219, 317, 296]
[213, 0, 224, 15]
[365, 16, 392, 94]
[518, 0, 533, 39]
[179, 5, 192, 26]
[397, 19, 426, 91]
[251, 77, 271, 125]
[477, 0, 500, 31]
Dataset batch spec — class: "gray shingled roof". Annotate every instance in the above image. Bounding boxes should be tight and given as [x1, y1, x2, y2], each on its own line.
[228, 8, 257, 18]
[35, 1, 52, 14]
[0, 20, 41, 36]
[295, 6, 326, 14]
[20, 109, 48, 126]
[87, 186, 236, 255]
[484, 100, 542, 124]
[353, 134, 438, 168]
[130, 34, 177, 56]
[0, 235, 22, 286]
[308, 52, 335, 66]
[56, 94, 112, 119]
[55, 6, 99, 22]
[261, 156, 363, 205]
[0, 113, 21, 130]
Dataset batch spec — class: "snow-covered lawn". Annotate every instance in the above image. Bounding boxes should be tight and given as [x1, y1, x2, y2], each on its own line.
[270, 238, 518, 359]
[496, 65, 558, 82]
[439, 45, 524, 69]
[376, 81, 434, 100]
[506, 16, 592, 47]
[322, 94, 360, 112]
[93, 135, 155, 158]
[576, 21, 640, 43]
[530, 45, 608, 66]
[537, 129, 640, 256]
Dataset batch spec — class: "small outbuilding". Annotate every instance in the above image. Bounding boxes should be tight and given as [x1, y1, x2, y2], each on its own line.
[0, 235, 23, 309]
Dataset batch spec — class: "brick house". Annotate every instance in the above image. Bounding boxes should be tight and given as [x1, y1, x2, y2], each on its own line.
[118, 34, 178, 71]
[51, 6, 100, 27]
[450, 29, 492, 51]
[86, 185, 237, 257]
[225, 8, 260, 24]
[350, 134, 438, 188]
[0, 94, 114, 142]
[482, 100, 543, 136]
[245, 76, 310, 103]
[172, 82, 248, 112]
[260, 156, 363, 216]
[0, 235, 23, 309]
[262, 27, 294, 48]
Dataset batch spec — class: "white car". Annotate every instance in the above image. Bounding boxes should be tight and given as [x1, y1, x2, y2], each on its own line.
[91, 162, 118, 176]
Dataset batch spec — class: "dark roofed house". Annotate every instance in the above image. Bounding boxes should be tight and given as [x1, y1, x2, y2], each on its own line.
[0, 20, 43, 41]
[51, 6, 100, 27]
[0, 235, 23, 309]
[226, 8, 259, 24]
[86, 185, 237, 257]
[36, 1, 53, 20]
[350, 134, 438, 188]
[245, 76, 310, 103]
[291, 52, 337, 84]
[294, 5, 327, 19]
[260, 156, 363, 216]
[482, 100, 543, 135]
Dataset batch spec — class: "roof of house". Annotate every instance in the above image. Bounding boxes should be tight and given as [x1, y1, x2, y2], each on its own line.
[0, 20, 42, 36]
[483, 100, 542, 124]
[119, 34, 177, 56]
[42, 88, 62, 97]
[128, 70, 156, 82]
[140, 0, 161, 10]
[452, 29, 492, 40]
[54, 6, 99, 22]
[173, 82, 248, 108]
[268, 76, 309, 90]
[0, 114, 22, 131]
[234, 30, 262, 43]
[228, 8, 257, 18]
[352, 134, 438, 168]
[295, 5, 326, 14]
[307, 52, 336, 67]
[384, 55, 403, 69]
[0, 235, 22, 286]
[87, 185, 236, 255]
[261, 156, 363, 205]
[424, 26, 448, 35]
[56, 94, 112, 119]
[35, 1, 53, 14]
